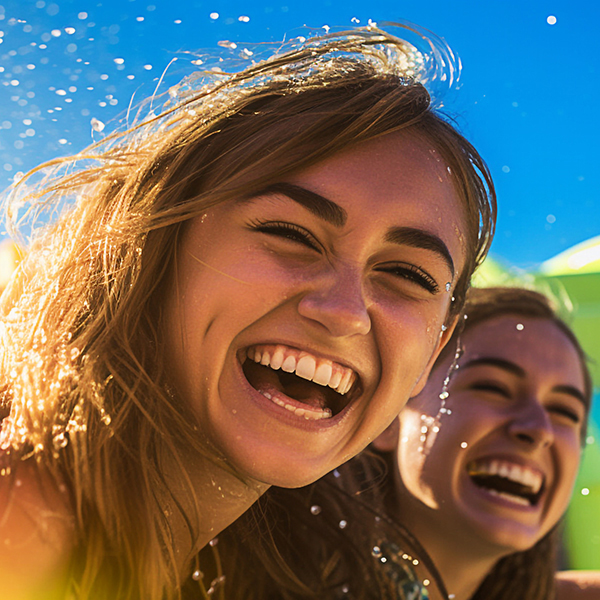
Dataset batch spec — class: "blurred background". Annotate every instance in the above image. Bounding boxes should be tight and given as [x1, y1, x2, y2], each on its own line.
[0, 0, 598, 569]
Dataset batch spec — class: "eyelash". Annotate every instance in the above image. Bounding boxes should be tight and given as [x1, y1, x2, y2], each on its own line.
[549, 406, 581, 424]
[377, 263, 439, 294]
[471, 382, 581, 424]
[251, 220, 440, 294]
[250, 220, 320, 251]
[470, 382, 511, 398]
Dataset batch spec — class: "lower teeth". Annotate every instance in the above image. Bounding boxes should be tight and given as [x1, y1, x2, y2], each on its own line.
[486, 488, 531, 506]
[260, 390, 332, 420]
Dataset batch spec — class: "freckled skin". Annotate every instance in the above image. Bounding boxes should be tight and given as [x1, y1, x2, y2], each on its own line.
[161, 130, 467, 489]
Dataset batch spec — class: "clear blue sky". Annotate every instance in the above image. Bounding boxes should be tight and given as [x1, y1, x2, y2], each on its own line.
[0, 0, 597, 268]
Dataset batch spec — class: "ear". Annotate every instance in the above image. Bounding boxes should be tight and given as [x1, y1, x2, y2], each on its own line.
[410, 315, 459, 398]
[371, 416, 400, 453]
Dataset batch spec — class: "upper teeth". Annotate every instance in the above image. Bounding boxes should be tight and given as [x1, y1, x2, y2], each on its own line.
[468, 459, 544, 495]
[247, 344, 357, 396]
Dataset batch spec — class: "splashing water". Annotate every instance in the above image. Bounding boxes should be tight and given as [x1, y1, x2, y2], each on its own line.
[418, 341, 463, 454]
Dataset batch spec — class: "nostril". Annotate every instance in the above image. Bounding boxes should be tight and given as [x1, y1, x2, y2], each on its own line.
[515, 432, 535, 444]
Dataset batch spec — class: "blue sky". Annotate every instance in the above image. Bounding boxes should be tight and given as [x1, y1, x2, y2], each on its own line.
[0, 0, 597, 268]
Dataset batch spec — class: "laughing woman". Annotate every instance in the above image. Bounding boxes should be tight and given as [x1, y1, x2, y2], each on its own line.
[0, 26, 495, 600]
[371, 287, 595, 600]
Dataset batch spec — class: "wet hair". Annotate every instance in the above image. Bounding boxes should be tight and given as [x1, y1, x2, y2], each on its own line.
[0, 26, 495, 600]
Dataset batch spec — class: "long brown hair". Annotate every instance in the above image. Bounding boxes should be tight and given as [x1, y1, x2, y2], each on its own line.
[0, 26, 496, 599]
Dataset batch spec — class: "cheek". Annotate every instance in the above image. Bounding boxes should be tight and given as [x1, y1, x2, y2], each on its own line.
[374, 301, 450, 382]
[556, 435, 583, 499]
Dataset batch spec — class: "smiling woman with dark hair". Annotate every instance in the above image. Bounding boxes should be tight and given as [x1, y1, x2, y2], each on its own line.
[0, 25, 495, 600]
[370, 286, 596, 600]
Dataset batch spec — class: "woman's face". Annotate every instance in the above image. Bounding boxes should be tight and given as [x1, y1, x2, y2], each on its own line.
[161, 130, 467, 487]
[389, 315, 586, 554]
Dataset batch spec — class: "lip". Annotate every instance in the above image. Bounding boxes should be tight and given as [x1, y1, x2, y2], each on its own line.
[233, 342, 365, 430]
[464, 453, 549, 512]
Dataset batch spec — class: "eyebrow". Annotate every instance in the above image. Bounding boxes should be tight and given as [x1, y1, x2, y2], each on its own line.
[249, 183, 456, 276]
[385, 227, 455, 277]
[462, 357, 587, 405]
[252, 182, 347, 228]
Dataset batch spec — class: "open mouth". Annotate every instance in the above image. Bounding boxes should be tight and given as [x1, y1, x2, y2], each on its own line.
[467, 458, 545, 507]
[242, 344, 360, 421]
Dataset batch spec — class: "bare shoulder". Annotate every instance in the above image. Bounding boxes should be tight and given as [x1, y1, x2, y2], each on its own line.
[0, 457, 75, 599]
[556, 571, 600, 600]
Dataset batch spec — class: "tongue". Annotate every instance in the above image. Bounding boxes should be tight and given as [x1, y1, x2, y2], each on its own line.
[471, 474, 532, 501]
[277, 371, 330, 410]
[244, 361, 330, 410]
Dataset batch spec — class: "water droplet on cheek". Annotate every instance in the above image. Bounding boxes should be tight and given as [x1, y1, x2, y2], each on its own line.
[310, 505, 322, 515]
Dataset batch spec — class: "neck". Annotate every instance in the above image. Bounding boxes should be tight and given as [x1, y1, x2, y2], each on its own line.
[389, 493, 504, 600]
[162, 448, 269, 574]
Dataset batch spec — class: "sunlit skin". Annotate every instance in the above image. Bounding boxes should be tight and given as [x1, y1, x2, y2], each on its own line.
[162, 129, 466, 494]
[374, 316, 587, 600]
[0, 130, 468, 597]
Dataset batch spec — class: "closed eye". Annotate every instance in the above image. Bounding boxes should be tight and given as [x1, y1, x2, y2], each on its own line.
[548, 405, 581, 424]
[376, 263, 439, 294]
[470, 382, 512, 399]
[249, 220, 320, 251]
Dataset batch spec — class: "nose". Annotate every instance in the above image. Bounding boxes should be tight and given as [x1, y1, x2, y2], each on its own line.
[508, 400, 554, 449]
[297, 268, 371, 338]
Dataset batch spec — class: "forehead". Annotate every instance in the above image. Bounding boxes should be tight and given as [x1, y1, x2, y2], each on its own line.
[461, 315, 585, 387]
[287, 130, 467, 263]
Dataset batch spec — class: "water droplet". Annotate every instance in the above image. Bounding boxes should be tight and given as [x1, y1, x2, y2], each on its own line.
[441, 324, 447, 332]
[192, 569, 203, 580]
[439, 391, 449, 400]
[581, 488, 590, 496]
[53, 432, 68, 449]
[91, 118, 105, 132]
[310, 505, 322, 515]
[460, 442, 468, 448]
[333, 469, 341, 478]
[516, 323, 524, 331]
[338, 519, 347, 529]
[445, 282, 451, 292]
[209, 12, 219, 20]
[208, 537, 218, 547]
[372, 545, 382, 557]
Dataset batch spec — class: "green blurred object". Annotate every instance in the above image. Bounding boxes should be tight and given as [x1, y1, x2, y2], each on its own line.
[474, 236, 600, 569]
[538, 236, 600, 569]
